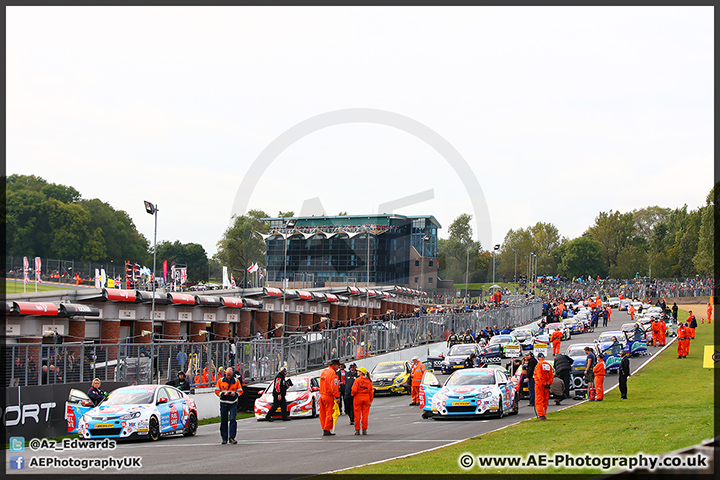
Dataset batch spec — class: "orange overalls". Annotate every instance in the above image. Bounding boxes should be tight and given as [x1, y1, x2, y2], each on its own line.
[551, 330, 562, 355]
[319, 366, 339, 432]
[351, 375, 374, 432]
[708, 304, 713, 324]
[356, 345, 366, 359]
[410, 361, 426, 405]
[628, 306, 636, 321]
[593, 359, 606, 400]
[533, 359, 554, 418]
[651, 320, 661, 346]
[658, 319, 666, 346]
[687, 314, 696, 339]
[677, 325, 687, 358]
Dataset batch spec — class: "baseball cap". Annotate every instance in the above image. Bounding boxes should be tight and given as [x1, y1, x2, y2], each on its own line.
[537, 352, 545, 358]
[411, 356, 419, 361]
[358, 367, 369, 375]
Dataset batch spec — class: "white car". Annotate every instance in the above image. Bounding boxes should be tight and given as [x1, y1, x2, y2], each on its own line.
[254, 375, 320, 420]
[606, 297, 621, 308]
[76, 384, 198, 441]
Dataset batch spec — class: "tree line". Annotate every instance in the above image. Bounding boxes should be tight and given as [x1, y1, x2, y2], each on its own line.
[5, 174, 715, 284]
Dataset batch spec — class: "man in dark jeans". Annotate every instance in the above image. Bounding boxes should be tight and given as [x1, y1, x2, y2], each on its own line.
[215, 366, 242, 445]
[524, 352, 537, 406]
[553, 352, 572, 400]
[265, 366, 290, 422]
[619, 351, 631, 399]
[344, 363, 358, 425]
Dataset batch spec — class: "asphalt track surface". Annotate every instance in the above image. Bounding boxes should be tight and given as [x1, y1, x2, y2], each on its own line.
[11, 309, 665, 476]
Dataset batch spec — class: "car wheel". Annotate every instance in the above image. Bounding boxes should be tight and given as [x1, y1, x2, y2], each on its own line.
[421, 410, 432, 419]
[497, 396, 504, 419]
[148, 416, 160, 441]
[183, 412, 197, 437]
[311, 400, 317, 418]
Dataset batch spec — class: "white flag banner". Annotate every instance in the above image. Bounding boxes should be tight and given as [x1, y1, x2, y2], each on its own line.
[35, 257, 43, 283]
[94, 269, 101, 288]
[23, 256, 30, 284]
[101, 269, 107, 287]
[222, 266, 231, 288]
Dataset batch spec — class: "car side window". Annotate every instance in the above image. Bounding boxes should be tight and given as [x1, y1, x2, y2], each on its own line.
[496, 371, 507, 384]
[168, 387, 182, 401]
[156, 387, 170, 402]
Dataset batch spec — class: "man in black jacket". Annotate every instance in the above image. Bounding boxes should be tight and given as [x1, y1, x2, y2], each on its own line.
[265, 366, 290, 422]
[619, 351, 630, 399]
[167, 371, 191, 393]
[344, 363, 358, 425]
[524, 352, 538, 406]
[553, 352, 572, 400]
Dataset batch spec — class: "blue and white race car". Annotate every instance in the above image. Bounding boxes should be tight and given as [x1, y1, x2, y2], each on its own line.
[419, 368, 518, 419]
[75, 384, 198, 441]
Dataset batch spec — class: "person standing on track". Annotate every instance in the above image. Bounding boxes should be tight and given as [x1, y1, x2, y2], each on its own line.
[533, 352, 553, 420]
[583, 346, 597, 401]
[409, 356, 427, 406]
[351, 367, 374, 435]
[524, 352, 538, 407]
[553, 351, 572, 400]
[619, 350, 630, 399]
[628, 304, 636, 321]
[651, 317, 662, 346]
[215, 366, 242, 445]
[264, 366, 290, 422]
[337, 363, 347, 414]
[550, 328, 563, 355]
[344, 363, 358, 425]
[592, 355, 606, 401]
[319, 359, 341, 436]
[658, 315, 667, 346]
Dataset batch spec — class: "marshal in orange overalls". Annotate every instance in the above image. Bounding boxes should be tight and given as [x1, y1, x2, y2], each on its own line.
[550, 330, 563, 355]
[351, 371, 374, 433]
[319, 364, 340, 433]
[533, 357, 554, 418]
[593, 357, 606, 401]
[410, 359, 426, 405]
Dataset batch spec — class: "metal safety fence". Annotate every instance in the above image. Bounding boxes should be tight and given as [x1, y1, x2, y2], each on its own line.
[3, 302, 542, 388]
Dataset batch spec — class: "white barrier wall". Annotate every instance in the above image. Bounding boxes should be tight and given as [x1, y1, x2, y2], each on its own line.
[191, 341, 448, 420]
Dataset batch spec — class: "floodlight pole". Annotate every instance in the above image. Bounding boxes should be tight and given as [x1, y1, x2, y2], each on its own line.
[144, 201, 158, 331]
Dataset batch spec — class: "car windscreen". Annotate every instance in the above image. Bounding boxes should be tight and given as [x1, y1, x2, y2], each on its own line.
[598, 333, 622, 343]
[104, 388, 155, 405]
[286, 379, 308, 392]
[567, 346, 590, 357]
[446, 373, 495, 386]
[372, 364, 405, 375]
[448, 345, 476, 356]
[489, 336, 513, 344]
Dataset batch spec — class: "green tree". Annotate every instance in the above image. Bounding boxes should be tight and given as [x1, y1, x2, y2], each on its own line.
[83, 227, 108, 261]
[216, 209, 270, 284]
[585, 210, 636, 274]
[156, 241, 209, 283]
[277, 211, 294, 218]
[437, 214, 482, 283]
[557, 236, 606, 278]
[692, 186, 715, 275]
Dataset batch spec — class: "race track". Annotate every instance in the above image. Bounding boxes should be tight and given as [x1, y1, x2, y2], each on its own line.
[10, 309, 667, 476]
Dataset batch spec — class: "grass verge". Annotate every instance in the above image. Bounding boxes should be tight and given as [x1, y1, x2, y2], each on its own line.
[3, 278, 76, 294]
[339, 307, 714, 475]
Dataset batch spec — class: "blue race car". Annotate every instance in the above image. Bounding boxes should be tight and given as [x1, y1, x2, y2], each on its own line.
[419, 368, 518, 419]
[76, 384, 198, 441]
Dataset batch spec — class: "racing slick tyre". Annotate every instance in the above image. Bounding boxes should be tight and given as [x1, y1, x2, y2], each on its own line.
[421, 410, 432, 419]
[183, 412, 198, 437]
[510, 395, 519, 415]
[497, 396, 504, 419]
[311, 400, 317, 418]
[148, 416, 160, 441]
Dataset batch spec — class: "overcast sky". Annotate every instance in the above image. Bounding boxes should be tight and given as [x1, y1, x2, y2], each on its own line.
[6, 6, 714, 258]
